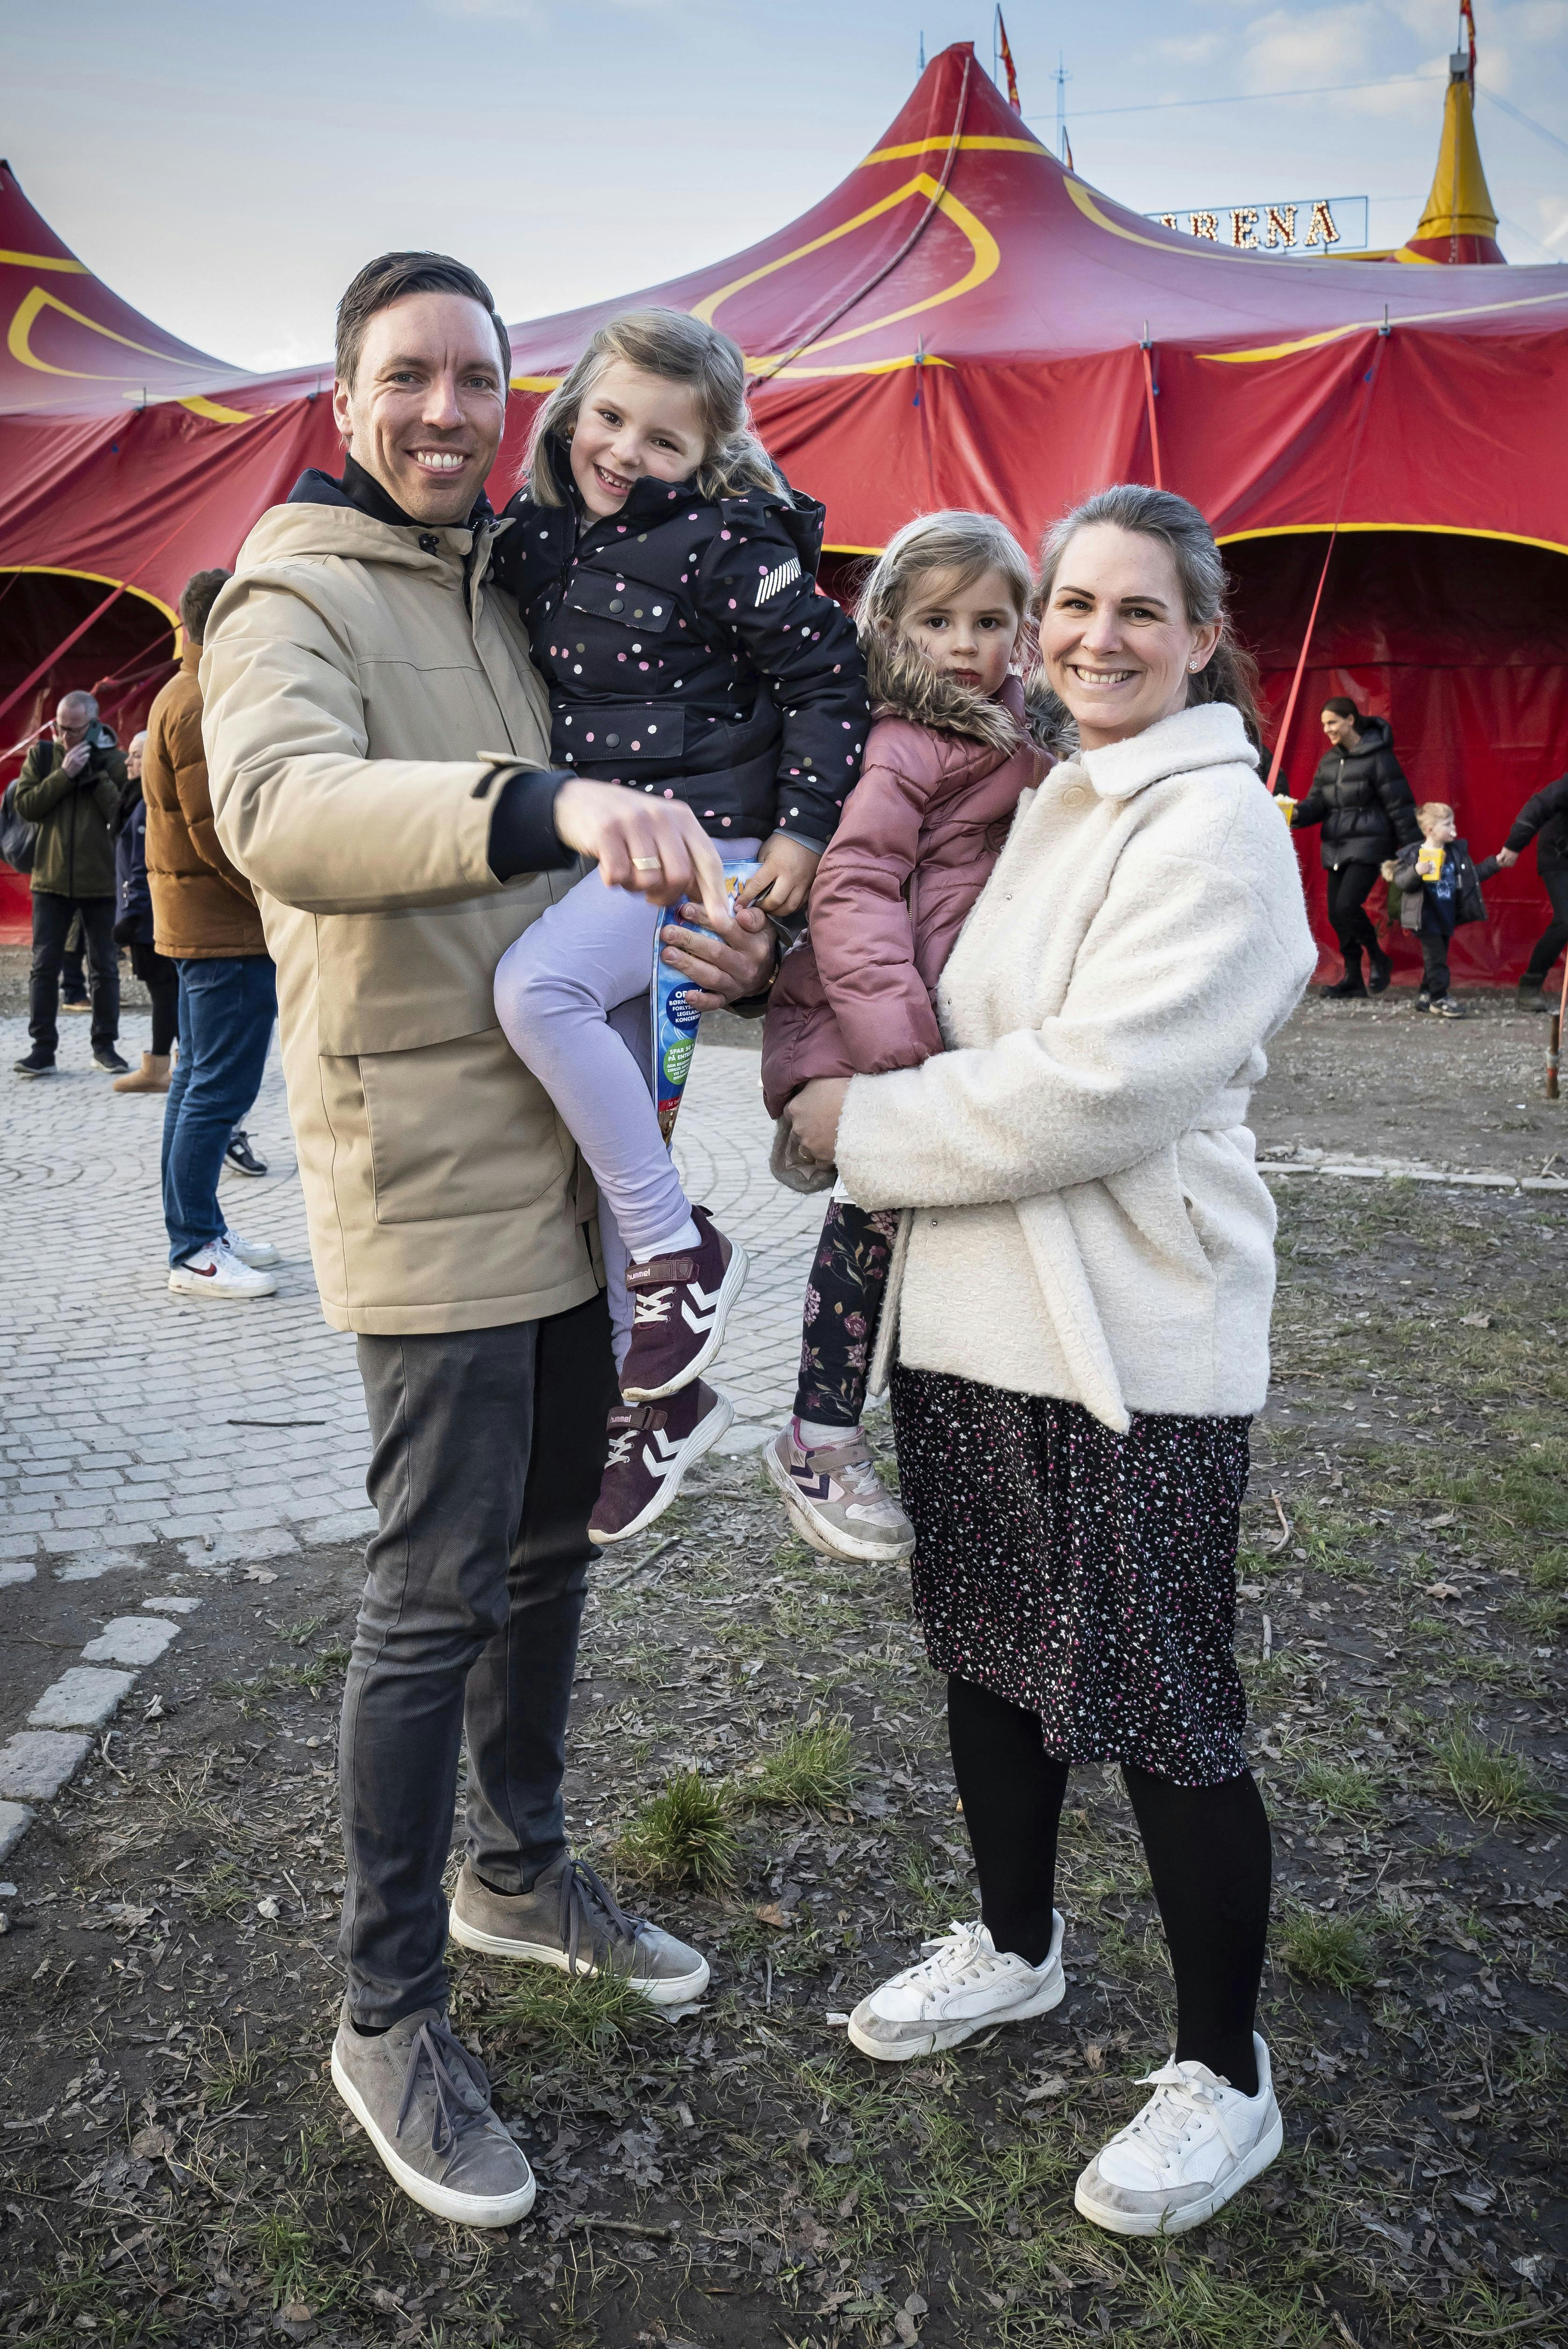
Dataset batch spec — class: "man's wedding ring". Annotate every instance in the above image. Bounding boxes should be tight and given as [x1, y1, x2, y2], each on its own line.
[632, 856, 662, 870]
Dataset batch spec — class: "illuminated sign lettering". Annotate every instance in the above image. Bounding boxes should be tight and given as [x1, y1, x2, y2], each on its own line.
[1145, 197, 1370, 256]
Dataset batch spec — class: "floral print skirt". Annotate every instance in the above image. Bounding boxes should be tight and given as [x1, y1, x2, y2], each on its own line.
[889, 1366, 1252, 1786]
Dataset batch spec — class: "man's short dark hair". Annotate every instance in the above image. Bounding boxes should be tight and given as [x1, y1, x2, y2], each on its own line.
[335, 252, 512, 389]
[180, 568, 231, 644]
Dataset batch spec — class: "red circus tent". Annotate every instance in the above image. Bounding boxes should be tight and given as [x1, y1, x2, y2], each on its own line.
[4, 41, 1567, 978]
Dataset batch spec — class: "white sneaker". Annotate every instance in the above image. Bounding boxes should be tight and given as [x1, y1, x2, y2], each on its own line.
[1074, 2033, 1282, 2237]
[223, 1228, 281, 1269]
[848, 1913, 1065, 2061]
[168, 1236, 278, 1301]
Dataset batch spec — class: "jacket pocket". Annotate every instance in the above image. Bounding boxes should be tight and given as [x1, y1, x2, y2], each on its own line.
[564, 570, 678, 633]
[555, 703, 687, 766]
[358, 1029, 570, 1226]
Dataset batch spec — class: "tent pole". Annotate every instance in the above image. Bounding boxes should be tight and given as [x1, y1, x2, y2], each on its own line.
[1263, 339, 1388, 798]
[0, 584, 128, 731]
[1139, 327, 1163, 490]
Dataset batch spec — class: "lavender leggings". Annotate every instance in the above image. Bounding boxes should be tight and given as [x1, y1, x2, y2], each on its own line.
[494, 848, 758, 1368]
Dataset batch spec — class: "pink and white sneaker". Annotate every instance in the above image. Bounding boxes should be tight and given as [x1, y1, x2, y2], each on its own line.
[764, 1420, 915, 1563]
[619, 1205, 748, 1404]
[589, 1381, 733, 1546]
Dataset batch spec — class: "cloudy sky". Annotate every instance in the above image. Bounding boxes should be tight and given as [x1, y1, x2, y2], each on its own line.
[11, 0, 1567, 372]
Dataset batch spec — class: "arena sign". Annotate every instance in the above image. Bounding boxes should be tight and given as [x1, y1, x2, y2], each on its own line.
[1145, 196, 1370, 255]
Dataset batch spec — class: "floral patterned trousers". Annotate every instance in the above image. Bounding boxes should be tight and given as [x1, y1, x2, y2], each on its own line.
[793, 1198, 902, 1428]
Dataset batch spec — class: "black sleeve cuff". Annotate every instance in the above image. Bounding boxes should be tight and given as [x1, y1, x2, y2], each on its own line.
[487, 769, 579, 881]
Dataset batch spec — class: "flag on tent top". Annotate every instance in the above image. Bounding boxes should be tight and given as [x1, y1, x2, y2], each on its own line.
[995, 10, 1021, 112]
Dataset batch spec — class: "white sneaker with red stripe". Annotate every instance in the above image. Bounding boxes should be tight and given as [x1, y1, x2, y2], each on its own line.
[167, 1235, 277, 1301]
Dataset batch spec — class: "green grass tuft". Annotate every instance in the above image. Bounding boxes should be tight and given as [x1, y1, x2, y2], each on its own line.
[614, 1769, 739, 1893]
[1294, 1759, 1378, 1817]
[1275, 1905, 1376, 1992]
[1435, 1723, 1555, 1822]
[747, 1715, 857, 1812]
[488, 1963, 662, 2060]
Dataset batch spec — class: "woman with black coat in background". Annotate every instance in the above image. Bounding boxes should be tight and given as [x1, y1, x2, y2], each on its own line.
[1290, 698, 1420, 997]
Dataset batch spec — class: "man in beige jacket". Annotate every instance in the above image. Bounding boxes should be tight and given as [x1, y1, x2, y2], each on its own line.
[202, 250, 774, 2229]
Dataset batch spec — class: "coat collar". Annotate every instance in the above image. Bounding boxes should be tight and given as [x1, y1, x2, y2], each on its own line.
[1077, 701, 1258, 802]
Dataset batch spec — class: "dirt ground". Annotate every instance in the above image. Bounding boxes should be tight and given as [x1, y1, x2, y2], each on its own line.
[1, 993, 1565, 2349]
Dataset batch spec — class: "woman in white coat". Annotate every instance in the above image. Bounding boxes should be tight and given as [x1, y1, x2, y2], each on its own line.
[786, 485, 1317, 2238]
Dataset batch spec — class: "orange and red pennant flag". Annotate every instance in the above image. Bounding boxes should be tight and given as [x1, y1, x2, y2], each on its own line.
[996, 8, 1022, 112]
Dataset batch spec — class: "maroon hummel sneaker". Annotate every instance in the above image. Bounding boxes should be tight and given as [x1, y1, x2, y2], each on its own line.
[589, 1381, 734, 1546]
[619, 1204, 748, 1404]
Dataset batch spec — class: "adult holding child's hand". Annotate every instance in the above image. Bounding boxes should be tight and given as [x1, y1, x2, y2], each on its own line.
[796, 487, 1318, 2244]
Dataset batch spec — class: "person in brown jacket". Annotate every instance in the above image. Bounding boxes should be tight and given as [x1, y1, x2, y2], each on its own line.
[143, 567, 280, 1300]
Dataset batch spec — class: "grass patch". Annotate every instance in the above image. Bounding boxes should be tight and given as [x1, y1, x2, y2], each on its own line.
[614, 1769, 739, 1893]
[1294, 1759, 1378, 1817]
[486, 1963, 662, 2061]
[202, 2032, 263, 2110]
[746, 1715, 856, 1812]
[192, 1858, 251, 1919]
[1275, 1906, 1376, 1992]
[1434, 1723, 1555, 1822]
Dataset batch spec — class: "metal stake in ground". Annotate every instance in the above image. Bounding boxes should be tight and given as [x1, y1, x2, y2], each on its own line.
[1548, 954, 1568, 1101]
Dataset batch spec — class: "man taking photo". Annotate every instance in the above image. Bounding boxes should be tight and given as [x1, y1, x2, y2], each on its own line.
[202, 251, 775, 2229]
[13, 691, 130, 1078]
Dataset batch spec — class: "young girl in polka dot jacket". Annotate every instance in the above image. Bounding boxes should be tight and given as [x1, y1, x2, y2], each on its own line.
[490, 307, 868, 1542]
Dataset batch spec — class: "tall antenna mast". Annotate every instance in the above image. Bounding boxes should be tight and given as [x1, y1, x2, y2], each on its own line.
[1055, 53, 1073, 169]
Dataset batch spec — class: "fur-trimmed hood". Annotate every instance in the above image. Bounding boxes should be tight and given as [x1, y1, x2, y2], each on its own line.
[863, 633, 1054, 758]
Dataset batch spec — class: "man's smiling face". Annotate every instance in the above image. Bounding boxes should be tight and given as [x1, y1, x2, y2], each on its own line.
[333, 290, 507, 525]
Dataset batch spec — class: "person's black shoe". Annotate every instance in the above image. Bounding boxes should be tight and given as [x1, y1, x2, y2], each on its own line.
[1366, 948, 1392, 995]
[92, 1046, 130, 1074]
[1321, 974, 1367, 1000]
[14, 1047, 56, 1078]
[59, 995, 91, 1014]
[224, 1128, 269, 1178]
[1517, 979, 1552, 1015]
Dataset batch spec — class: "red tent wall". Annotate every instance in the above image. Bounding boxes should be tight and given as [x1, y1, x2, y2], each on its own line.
[1231, 531, 1568, 983]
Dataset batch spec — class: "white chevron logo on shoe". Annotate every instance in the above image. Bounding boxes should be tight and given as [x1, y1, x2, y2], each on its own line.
[641, 1427, 687, 1479]
[680, 1279, 722, 1334]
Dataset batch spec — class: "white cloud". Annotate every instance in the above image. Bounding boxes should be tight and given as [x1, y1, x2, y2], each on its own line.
[1157, 31, 1225, 59]
[1237, 4, 1379, 91]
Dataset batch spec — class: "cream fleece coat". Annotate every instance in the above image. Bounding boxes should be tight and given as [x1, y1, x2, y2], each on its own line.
[835, 702, 1316, 1428]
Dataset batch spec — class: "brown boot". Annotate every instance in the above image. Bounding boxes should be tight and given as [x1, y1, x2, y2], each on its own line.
[113, 1052, 172, 1095]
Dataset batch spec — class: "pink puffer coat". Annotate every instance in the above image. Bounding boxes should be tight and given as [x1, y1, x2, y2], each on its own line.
[761, 645, 1052, 1123]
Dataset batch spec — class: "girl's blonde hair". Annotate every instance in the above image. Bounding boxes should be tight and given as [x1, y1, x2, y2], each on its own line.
[526, 307, 782, 507]
[856, 510, 1033, 650]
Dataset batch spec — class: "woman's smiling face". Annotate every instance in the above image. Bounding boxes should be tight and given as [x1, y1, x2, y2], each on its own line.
[1039, 522, 1219, 751]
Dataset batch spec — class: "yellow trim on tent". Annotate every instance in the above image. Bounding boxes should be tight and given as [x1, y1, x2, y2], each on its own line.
[0, 248, 87, 274]
[859, 134, 1047, 166]
[1216, 521, 1568, 561]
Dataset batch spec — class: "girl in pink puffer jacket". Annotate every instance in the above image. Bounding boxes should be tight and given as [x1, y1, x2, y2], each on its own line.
[760, 512, 1054, 1564]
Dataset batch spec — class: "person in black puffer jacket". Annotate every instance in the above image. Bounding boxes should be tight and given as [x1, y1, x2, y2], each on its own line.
[1490, 770, 1568, 1010]
[1289, 698, 1419, 997]
[491, 307, 870, 1547]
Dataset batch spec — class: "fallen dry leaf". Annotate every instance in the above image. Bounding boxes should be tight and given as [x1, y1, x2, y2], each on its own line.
[754, 1903, 794, 1931]
[1459, 1311, 1492, 1329]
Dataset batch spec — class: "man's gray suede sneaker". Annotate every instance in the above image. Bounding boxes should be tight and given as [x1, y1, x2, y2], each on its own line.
[330, 2004, 535, 2227]
[448, 1853, 709, 2005]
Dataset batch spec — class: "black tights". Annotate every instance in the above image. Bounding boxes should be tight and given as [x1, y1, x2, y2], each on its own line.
[947, 1674, 1271, 2097]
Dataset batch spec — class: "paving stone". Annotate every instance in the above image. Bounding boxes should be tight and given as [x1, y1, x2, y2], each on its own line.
[178, 1528, 300, 1570]
[29, 1667, 138, 1731]
[55, 1550, 149, 1583]
[80, 1616, 180, 1667]
[0, 1561, 37, 1590]
[0, 1802, 34, 1861]
[143, 1595, 202, 1615]
[0, 1731, 93, 1801]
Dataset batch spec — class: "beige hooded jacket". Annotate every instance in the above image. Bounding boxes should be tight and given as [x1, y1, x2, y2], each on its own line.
[202, 497, 598, 1337]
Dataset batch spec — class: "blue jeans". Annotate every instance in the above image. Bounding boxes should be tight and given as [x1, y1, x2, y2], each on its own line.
[161, 956, 277, 1265]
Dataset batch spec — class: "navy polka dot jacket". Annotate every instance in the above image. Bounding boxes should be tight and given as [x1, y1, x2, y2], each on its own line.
[493, 441, 870, 850]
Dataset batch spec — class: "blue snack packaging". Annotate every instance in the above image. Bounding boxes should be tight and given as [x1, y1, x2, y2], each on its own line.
[651, 860, 759, 1145]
